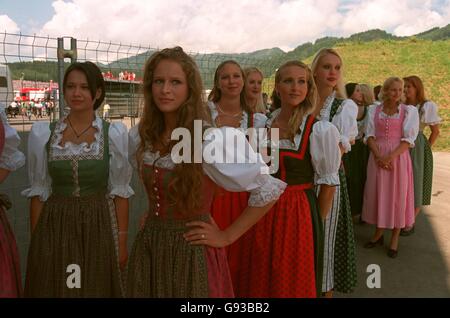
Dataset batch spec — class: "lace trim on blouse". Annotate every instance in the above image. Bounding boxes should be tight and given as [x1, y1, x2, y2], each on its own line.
[50, 115, 103, 158]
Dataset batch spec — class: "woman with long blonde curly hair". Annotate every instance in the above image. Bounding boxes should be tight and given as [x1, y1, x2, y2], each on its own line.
[127, 47, 286, 297]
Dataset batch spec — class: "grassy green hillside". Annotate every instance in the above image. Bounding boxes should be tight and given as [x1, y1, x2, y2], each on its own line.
[310, 39, 450, 151]
[261, 37, 450, 150]
[330, 39, 450, 110]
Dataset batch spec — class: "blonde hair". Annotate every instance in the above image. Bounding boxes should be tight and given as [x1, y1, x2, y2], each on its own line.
[311, 48, 347, 99]
[273, 60, 318, 142]
[207, 60, 250, 112]
[138, 46, 209, 215]
[244, 67, 266, 113]
[380, 77, 404, 103]
[359, 84, 375, 106]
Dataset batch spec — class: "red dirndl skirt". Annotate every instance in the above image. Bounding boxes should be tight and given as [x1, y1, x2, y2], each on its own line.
[210, 188, 249, 293]
[0, 206, 23, 298]
[237, 184, 317, 298]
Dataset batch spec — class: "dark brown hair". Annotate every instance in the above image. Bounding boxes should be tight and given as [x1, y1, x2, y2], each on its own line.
[403, 75, 426, 105]
[63, 61, 105, 110]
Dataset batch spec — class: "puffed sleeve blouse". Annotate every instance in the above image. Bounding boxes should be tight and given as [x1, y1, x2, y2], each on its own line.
[317, 92, 358, 153]
[22, 116, 134, 201]
[419, 101, 441, 127]
[266, 109, 341, 186]
[364, 104, 419, 147]
[128, 124, 286, 207]
[0, 103, 26, 171]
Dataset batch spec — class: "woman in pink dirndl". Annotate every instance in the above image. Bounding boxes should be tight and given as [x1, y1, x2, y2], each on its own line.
[362, 77, 419, 258]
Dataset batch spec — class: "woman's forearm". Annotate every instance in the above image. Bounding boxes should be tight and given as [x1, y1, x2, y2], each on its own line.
[114, 196, 129, 270]
[388, 141, 411, 160]
[318, 185, 336, 220]
[367, 137, 380, 158]
[114, 196, 129, 234]
[0, 168, 10, 184]
[429, 125, 440, 147]
[223, 200, 277, 245]
[30, 196, 44, 234]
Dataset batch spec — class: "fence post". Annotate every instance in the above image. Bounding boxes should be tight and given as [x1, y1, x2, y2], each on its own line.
[57, 37, 77, 119]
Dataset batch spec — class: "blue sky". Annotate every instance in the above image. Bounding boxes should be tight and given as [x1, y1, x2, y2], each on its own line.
[0, 0, 54, 33]
[1, 0, 449, 52]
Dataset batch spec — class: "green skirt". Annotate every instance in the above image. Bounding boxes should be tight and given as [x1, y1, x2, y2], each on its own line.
[334, 168, 357, 294]
[410, 132, 433, 207]
[343, 139, 370, 216]
[126, 214, 234, 298]
[24, 192, 124, 297]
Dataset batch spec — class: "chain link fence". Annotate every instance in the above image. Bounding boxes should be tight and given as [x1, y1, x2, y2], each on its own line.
[1, 32, 284, 130]
[0, 33, 288, 278]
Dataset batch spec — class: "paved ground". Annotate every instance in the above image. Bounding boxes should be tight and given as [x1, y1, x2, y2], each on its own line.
[1, 121, 449, 297]
[337, 152, 450, 298]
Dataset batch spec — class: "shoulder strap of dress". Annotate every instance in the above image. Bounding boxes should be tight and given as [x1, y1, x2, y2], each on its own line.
[418, 100, 428, 114]
[102, 119, 110, 156]
[329, 98, 344, 122]
[247, 111, 254, 129]
[46, 121, 57, 153]
[297, 114, 316, 157]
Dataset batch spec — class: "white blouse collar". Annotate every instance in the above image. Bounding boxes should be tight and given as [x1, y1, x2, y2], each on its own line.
[208, 101, 249, 129]
[266, 108, 308, 151]
[51, 113, 103, 154]
[317, 91, 336, 121]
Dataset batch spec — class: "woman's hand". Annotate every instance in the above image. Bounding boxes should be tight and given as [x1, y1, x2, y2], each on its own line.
[184, 217, 231, 248]
[139, 212, 149, 230]
[118, 233, 128, 271]
[375, 155, 392, 170]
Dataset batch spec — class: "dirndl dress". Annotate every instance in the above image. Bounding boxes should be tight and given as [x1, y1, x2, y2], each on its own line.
[0, 113, 26, 297]
[23, 118, 133, 297]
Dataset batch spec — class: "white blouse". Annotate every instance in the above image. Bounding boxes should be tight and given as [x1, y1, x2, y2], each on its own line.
[364, 104, 419, 147]
[128, 125, 287, 207]
[207, 101, 267, 129]
[417, 101, 441, 129]
[0, 103, 26, 171]
[266, 109, 341, 186]
[316, 92, 358, 153]
[21, 115, 134, 201]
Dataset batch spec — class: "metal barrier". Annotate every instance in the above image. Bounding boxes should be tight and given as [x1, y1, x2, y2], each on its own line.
[1, 32, 281, 129]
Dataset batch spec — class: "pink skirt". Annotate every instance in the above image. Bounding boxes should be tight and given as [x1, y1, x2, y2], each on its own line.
[0, 207, 23, 298]
[362, 142, 415, 229]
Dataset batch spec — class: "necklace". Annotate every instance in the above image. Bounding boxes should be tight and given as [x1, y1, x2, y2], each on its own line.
[216, 103, 242, 118]
[67, 116, 93, 138]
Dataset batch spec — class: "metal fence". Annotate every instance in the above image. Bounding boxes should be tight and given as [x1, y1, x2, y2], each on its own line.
[0, 33, 287, 279]
[1, 32, 282, 130]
